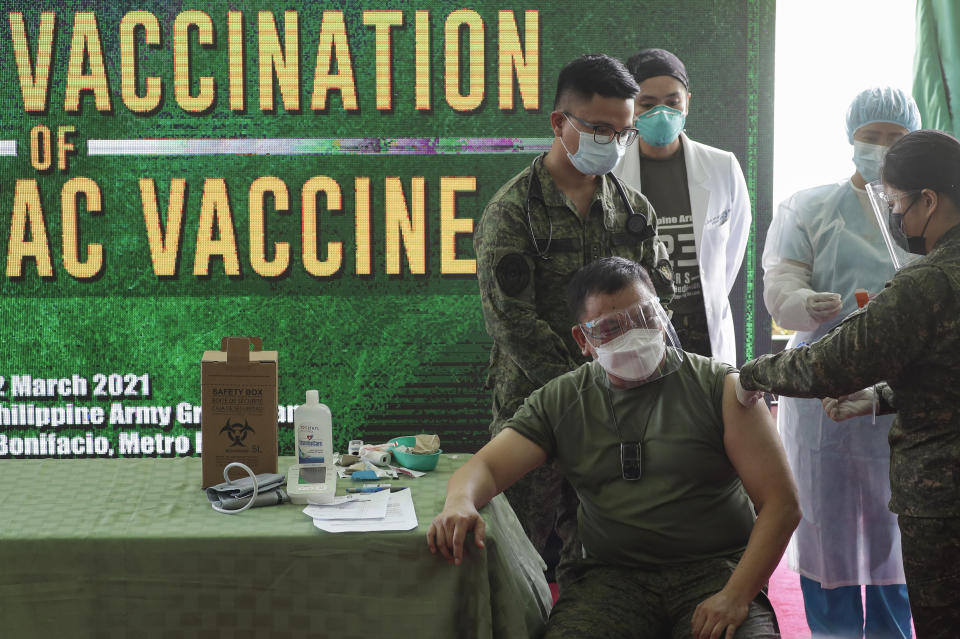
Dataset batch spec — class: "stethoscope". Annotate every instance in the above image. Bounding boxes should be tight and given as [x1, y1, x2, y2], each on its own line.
[524, 155, 653, 260]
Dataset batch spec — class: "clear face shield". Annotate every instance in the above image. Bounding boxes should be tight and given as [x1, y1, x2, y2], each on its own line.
[579, 297, 683, 384]
[866, 180, 921, 270]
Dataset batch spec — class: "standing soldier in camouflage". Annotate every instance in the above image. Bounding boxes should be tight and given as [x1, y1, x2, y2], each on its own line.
[474, 53, 673, 588]
[736, 130, 960, 638]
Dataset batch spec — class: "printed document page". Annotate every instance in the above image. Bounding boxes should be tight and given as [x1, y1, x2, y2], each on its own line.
[310, 488, 418, 533]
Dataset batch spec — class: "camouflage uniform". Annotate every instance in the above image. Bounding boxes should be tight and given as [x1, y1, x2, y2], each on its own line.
[739, 223, 960, 636]
[475, 153, 673, 587]
[671, 310, 712, 358]
[545, 555, 779, 638]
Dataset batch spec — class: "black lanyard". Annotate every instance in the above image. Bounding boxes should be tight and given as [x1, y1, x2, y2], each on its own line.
[604, 381, 663, 481]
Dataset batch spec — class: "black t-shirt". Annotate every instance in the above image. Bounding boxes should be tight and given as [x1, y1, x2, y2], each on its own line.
[639, 147, 710, 355]
[638, 147, 702, 313]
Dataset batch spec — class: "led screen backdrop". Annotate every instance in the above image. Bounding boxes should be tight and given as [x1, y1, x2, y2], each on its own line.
[0, 0, 774, 459]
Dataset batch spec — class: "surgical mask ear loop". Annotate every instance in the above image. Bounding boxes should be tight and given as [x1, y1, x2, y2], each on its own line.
[210, 462, 259, 515]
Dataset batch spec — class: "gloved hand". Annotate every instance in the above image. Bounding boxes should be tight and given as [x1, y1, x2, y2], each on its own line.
[734, 375, 764, 407]
[822, 388, 874, 421]
[804, 292, 843, 324]
[763, 262, 840, 332]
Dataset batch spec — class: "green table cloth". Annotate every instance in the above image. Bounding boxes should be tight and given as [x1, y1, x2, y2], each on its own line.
[0, 455, 551, 638]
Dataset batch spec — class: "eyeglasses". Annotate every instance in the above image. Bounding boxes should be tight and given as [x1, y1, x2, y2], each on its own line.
[879, 190, 921, 214]
[884, 191, 922, 234]
[563, 112, 639, 146]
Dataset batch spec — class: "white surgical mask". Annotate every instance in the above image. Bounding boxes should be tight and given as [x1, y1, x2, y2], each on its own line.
[593, 328, 665, 381]
[852, 140, 888, 183]
[560, 115, 626, 176]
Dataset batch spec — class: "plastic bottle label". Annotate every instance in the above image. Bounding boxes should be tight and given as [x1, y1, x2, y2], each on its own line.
[297, 423, 327, 464]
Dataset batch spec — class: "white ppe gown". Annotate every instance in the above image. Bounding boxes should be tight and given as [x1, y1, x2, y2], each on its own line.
[763, 180, 907, 588]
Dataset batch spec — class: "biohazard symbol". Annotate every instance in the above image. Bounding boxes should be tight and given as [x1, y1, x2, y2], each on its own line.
[220, 419, 255, 447]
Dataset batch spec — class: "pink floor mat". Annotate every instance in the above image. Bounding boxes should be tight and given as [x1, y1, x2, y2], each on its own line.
[769, 554, 811, 638]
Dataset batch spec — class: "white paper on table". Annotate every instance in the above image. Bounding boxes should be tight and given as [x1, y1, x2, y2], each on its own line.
[302, 487, 389, 520]
[307, 494, 357, 507]
[312, 487, 418, 533]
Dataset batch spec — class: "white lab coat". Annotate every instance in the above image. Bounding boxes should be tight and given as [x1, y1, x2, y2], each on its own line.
[763, 180, 906, 587]
[614, 133, 751, 365]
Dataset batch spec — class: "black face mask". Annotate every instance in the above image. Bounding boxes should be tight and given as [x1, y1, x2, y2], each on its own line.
[888, 202, 911, 250]
[906, 231, 929, 255]
[889, 197, 933, 256]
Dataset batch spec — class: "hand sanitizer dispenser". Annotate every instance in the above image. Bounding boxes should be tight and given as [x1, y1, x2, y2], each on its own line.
[287, 390, 336, 504]
[295, 390, 332, 464]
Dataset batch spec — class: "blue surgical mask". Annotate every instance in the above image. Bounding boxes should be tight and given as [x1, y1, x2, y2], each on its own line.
[852, 140, 887, 183]
[560, 114, 626, 176]
[634, 105, 686, 147]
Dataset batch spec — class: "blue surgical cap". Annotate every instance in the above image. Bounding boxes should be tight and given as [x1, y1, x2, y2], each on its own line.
[845, 87, 921, 143]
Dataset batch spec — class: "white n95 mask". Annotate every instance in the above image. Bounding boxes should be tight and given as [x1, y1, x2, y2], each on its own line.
[594, 328, 666, 381]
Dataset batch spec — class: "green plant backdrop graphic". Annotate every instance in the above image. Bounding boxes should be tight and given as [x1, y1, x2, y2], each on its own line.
[0, 0, 774, 457]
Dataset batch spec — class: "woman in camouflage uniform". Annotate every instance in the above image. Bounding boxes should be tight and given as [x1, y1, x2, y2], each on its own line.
[738, 130, 960, 637]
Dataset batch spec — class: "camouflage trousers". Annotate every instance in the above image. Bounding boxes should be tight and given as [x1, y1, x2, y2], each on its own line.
[898, 515, 960, 638]
[544, 555, 780, 639]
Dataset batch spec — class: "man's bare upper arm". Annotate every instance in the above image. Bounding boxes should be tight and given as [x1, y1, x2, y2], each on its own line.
[473, 428, 548, 494]
[721, 374, 799, 511]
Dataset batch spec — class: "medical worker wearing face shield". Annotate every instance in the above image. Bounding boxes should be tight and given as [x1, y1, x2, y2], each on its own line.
[761, 88, 918, 639]
[614, 48, 752, 365]
[738, 128, 960, 637]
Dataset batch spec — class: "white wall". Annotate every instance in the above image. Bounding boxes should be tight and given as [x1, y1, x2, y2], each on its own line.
[774, 0, 917, 210]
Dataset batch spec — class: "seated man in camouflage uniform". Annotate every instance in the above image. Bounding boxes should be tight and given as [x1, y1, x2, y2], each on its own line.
[474, 53, 673, 588]
[430, 257, 799, 639]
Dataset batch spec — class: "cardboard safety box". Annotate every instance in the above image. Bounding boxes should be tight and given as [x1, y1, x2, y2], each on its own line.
[201, 336, 278, 488]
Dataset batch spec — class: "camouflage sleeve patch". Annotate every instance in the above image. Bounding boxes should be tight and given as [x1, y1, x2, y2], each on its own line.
[495, 252, 531, 297]
[654, 258, 675, 304]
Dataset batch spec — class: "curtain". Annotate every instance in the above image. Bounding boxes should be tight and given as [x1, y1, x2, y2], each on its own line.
[914, 0, 960, 135]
